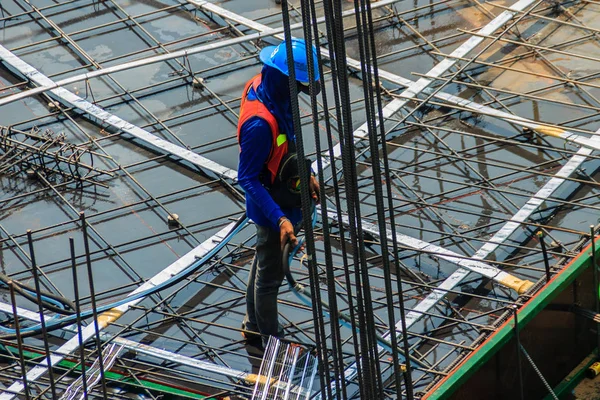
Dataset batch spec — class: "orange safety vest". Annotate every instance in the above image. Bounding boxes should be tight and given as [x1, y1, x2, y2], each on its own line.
[237, 74, 288, 184]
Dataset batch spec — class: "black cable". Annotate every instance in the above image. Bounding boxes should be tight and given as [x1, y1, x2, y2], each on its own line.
[0, 274, 75, 315]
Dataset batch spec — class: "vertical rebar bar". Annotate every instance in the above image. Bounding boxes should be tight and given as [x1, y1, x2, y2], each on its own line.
[538, 231, 552, 283]
[280, 0, 334, 397]
[519, 343, 558, 400]
[591, 225, 600, 360]
[26, 229, 57, 399]
[80, 212, 109, 398]
[8, 282, 30, 400]
[70, 237, 89, 398]
[512, 306, 524, 400]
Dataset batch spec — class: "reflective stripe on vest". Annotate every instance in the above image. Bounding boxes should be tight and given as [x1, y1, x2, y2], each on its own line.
[237, 74, 288, 184]
[276, 134, 287, 147]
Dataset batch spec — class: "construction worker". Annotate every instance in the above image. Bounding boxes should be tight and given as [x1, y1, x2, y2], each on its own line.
[237, 38, 320, 348]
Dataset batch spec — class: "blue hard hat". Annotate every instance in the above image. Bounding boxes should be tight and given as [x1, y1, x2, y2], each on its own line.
[259, 38, 320, 83]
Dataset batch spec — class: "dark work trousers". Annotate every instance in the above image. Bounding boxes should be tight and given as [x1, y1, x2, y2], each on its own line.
[245, 224, 284, 343]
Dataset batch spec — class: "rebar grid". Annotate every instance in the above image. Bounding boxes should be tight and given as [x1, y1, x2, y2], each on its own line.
[0, 0, 597, 398]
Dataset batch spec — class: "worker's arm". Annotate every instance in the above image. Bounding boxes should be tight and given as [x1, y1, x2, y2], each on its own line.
[238, 118, 297, 248]
[309, 175, 320, 204]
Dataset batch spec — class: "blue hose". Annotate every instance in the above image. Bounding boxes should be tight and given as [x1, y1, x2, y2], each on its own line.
[0, 215, 249, 336]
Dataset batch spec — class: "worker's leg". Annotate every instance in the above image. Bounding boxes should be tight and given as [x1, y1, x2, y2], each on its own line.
[254, 224, 284, 342]
[243, 254, 259, 336]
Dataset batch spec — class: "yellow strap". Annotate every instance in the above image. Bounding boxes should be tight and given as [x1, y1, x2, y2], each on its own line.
[276, 134, 287, 147]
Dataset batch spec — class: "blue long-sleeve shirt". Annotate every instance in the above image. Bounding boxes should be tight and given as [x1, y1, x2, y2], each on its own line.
[238, 116, 302, 230]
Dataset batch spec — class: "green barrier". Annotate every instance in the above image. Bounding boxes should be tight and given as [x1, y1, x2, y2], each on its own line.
[0, 344, 212, 399]
[423, 244, 593, 400]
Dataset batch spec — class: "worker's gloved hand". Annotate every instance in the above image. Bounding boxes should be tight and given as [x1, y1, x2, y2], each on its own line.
[309, 175, 320, 204]
[279, 217, 297, 250]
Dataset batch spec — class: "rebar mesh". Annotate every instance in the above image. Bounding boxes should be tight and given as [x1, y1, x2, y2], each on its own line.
[0, 0, 596, 398]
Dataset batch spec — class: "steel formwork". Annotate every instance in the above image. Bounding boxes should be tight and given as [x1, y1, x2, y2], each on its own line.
[0, 0, 598, 399]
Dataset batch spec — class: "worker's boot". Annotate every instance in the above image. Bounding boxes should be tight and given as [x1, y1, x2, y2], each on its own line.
[241, 317, 261, 342]
[261, 324, 285, 349]
[242, 317, 285, 347]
